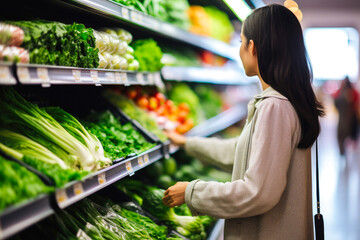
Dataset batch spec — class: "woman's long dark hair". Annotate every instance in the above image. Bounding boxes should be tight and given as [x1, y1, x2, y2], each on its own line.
[243, 4, 324, 149]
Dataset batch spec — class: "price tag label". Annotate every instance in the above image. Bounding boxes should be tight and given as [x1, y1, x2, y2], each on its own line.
[114, 72, 121, 83]
[105, 72, 115, 82]
[98, 172, 106, 185]
[90, 70, 101, 86]
[121, 7, 129, 20]
[37, 67, 49, 81]
[136, 72, 144, 84]
[136, 13, 143, 24]
[56, 189, 68, 204]
[125, 161, 134, 176]
[131, 12, 138, 23]
[72, 69, 81, 82]
[121, 72, 129, 85]
[17, 67, 30, 81]
[147, 73, 154, 85]
[0, 66, 11, 84]
[73, 182, 84, 196]
[137, 156, 144, 167]
[143, 154, 149, 164]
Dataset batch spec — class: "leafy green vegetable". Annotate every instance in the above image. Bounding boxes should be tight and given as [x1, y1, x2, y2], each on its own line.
[103, 90, 167, 142]
[112, 205, 168, 240]
[132, 39, 163, 71]
[0, 155, 53, 211]
[111, 0, 190, 30]
[194, 85, 223, 119]
[0, 87, 111, 173]
[7, 20, 99, 68]
[116, 179, 206, 239]
[82, 110, 155, 160]
[0, 136, 87, 187]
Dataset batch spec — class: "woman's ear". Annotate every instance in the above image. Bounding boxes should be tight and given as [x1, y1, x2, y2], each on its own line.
[249, 40, 257, 56]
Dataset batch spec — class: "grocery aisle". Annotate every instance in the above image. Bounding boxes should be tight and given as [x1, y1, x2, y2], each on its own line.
[315, 94, 360, 240]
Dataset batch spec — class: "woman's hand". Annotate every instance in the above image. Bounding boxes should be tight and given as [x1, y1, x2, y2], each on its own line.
[163, 182, 189, 207]
[164, 130, 186, 147]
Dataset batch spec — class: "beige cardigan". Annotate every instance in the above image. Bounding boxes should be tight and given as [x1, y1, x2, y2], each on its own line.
[184, 87, 314, 240]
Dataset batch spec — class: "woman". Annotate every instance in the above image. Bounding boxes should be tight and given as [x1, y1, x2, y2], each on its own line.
[162, 4, 324, 240]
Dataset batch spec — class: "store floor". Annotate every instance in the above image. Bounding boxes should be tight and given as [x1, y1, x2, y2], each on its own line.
[315, 101, 360, 240]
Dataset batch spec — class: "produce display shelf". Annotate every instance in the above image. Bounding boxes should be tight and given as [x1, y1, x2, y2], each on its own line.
[0, 145, 163, 240]
[13, 63, 162, 87]
[0, 195, 54, 240]
[61, 0, 240, 60]
[186, 102, 248, 137]
[0, 62, 16, 85]
[161, 66, 259, 85]
[55, 144, 163, 209]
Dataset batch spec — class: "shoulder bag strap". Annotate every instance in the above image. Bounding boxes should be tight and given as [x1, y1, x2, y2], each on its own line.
[314, 139, 324, 240]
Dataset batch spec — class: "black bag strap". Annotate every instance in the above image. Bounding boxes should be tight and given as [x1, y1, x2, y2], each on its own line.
[315, 139, 321, 215]
[314, 139, 324, 240]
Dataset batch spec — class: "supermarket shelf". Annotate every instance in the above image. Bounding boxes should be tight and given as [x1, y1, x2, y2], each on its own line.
[14, 63, 162, 87]
[186, 102, 248, 137]
[161, 66, 258, 85]
[0, 195, 54, 240]
[0, 145, 163, 239]
[0, 62, 16, 85]
[55, 144, 163, 209]
[60, 0, 239, 60]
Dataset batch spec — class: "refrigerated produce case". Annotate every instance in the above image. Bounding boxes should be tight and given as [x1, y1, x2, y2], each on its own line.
[0, 0, 261, 239]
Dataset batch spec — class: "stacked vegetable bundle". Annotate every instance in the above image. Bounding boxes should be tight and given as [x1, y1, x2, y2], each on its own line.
[0, 23, 29, 63]
[96, 28, 140, 71]
[7, 20, 99, 68]
[0, 155, 53, 211]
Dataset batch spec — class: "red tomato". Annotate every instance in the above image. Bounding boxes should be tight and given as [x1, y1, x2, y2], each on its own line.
[155, 105, 166, 116]
[126, 89, 138, 99]
[136, 96, 149, 109]
[165, 99, 174, 108]
[155, 92, 166, 105]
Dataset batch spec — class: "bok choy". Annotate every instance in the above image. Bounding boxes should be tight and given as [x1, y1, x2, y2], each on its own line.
[0, 87, 111, 172]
